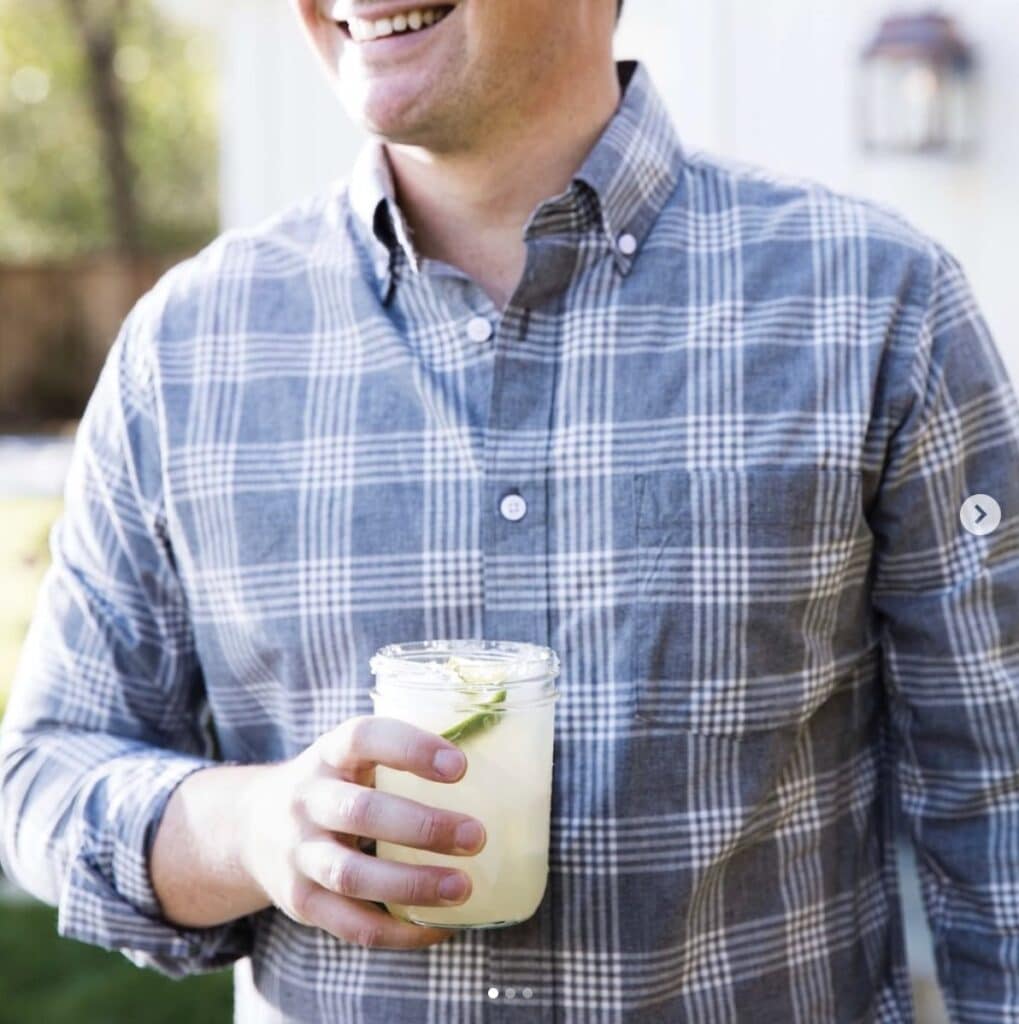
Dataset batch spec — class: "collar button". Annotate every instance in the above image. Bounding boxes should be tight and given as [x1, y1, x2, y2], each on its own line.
[466, 316, 494, 343]
[617, 232, 638, 256]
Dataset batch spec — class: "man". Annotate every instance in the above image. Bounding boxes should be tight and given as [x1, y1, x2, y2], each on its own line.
[2, 0, 1018, 1020]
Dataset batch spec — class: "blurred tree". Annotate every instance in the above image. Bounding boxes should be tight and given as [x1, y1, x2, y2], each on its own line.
[0, 0, 218, 260]
[61, 0, 141, 255]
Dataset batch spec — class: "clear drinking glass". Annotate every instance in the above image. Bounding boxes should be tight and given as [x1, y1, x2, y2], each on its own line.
[369, 639, 560, 929]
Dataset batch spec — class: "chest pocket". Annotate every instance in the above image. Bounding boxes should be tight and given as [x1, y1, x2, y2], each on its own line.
[633, 467, 865, 736]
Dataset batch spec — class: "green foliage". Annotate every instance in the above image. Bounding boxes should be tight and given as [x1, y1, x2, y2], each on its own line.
[0, 0, 218, 259]
[0, 899, 232, 1023]
[0, 499, 235, 1016]
[0, 498, 62, 713]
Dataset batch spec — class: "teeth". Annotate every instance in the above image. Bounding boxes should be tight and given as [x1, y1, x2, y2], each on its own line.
[342, 5, 450, 43]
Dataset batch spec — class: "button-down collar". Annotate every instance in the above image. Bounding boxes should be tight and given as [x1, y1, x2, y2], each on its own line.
[537, 60, 685, 274]
[348, 138, 417, 304]
[349, 59, 685, 302]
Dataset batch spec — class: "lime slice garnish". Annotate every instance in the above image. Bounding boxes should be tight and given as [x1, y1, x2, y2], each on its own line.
[443, 655, 509, 688]
[438, 656, 509, 744]
[440, 688, 507, 745]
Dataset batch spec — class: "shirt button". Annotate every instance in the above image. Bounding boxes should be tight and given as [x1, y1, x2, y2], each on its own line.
[505, 987, 516, 999]
[487, 987, 500, 999]
[499, 493, 527, 522]
[374, 257, 388, 278]
[617, 232, 637, 256]
[522, 987, 534, 999]
[466, 315, 493, 342]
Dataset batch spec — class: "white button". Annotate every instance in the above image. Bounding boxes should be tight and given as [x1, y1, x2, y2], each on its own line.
[374, 258, 388, 278]
[487, 987, 500, 999]
[505, 987, 516, 999]
[466, 316, 493, 342]
[617, 232, 638, 256]
[960, 494, 1002, 536]
[522, 987, 534, 999]
[499, 493, 527, 522]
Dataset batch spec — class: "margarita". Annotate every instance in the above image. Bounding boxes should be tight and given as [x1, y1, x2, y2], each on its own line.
[370, 640, 560, 928]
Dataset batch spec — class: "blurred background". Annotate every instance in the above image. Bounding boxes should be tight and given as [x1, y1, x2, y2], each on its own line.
[2, 0, 1017, 1020]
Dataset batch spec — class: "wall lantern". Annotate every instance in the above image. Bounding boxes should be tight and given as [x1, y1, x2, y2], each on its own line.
[858, 10, 978, 156]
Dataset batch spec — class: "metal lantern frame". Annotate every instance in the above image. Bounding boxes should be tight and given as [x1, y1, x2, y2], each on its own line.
[858, 10, 978, 156]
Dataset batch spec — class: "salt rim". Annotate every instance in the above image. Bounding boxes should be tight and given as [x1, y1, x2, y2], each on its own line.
[369, 640, 558, 689]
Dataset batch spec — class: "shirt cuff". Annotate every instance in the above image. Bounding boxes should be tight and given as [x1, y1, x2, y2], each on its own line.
[57, 752, 254, 978]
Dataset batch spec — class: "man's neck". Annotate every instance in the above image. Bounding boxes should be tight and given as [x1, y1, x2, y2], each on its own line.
[383, 62, 622, 312]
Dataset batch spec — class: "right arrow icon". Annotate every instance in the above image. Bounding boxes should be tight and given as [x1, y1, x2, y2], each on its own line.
[960, 495, 1001, 536]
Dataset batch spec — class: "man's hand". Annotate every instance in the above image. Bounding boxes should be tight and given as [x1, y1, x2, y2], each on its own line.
[151, 716, 485, 950]
[245, 716, 486, 948]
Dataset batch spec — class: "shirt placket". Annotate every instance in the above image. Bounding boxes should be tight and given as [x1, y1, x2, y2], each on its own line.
[479, 223, 580, 1023]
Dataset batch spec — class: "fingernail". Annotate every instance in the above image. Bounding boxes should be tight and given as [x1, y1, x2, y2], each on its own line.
[438, 873, 468, 902]
[433, 748, 465, 779]
[454, 820, 484, 853]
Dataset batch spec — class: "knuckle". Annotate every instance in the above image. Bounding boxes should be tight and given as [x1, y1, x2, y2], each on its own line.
[329, 855, 360, 897]
[401, 735, 425, 768]
[406, 869, 439, 906]
[287, 786, 310, 824]
[343, 715, 374, 753]
[309, 729, 337, 767]
[341, 789, 378, 834]
[412, 812, 444, 849]
[353, 923, 386, 949]
[287, 878, 315, 923]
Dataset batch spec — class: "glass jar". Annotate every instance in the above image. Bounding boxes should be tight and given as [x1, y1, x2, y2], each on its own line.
[369, 639, 560, 929]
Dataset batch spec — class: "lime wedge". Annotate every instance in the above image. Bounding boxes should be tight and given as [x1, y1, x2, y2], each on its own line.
[443, 655, 509, 688]
[437, 656, 510, 745]
[440, 688, 507, 745]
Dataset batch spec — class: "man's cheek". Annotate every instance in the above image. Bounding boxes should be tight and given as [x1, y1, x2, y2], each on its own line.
[295, 0, 336, 51]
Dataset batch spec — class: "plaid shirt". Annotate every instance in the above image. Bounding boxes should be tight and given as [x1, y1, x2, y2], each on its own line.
[3, 59, 1019, 1023]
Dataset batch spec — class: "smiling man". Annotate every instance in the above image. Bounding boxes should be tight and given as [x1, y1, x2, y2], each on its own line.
[3, 0, 1019, 1022]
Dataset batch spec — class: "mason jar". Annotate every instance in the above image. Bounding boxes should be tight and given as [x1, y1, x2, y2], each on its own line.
[369, 639, 560, 929]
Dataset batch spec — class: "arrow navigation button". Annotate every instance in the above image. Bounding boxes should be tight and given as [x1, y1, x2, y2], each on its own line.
[960, 495, 1002, 537]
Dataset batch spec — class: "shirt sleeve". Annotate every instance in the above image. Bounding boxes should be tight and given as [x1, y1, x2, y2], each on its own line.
[0, 284, 254, 978]
[869, 241, 1019, 1019]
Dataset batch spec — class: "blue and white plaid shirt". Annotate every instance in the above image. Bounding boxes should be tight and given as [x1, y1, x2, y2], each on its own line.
[3, 60, 1019, 1022]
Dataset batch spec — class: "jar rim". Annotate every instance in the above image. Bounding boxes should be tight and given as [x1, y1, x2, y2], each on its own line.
[369, 639, 560, 689]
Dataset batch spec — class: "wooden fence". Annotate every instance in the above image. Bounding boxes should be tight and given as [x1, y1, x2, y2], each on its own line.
[0, 253, 181, 428]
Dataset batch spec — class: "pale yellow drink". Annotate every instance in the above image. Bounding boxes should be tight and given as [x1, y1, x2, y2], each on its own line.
[369, 641, 560, 928]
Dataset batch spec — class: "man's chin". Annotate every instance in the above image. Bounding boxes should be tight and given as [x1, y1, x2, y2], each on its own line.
[339, 84, 446, 146]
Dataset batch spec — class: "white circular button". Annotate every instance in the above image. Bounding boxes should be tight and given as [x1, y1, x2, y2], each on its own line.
[466, 316, 493, 342]
[960, 494, 1001, 536]
[487, 987, 500, 999]
[522, 987, 534, 999]
[505, 988, 516, 999]
[374, 258, 388, 278]
[617, 232, 638, 256]
[499, 493, 527, 522]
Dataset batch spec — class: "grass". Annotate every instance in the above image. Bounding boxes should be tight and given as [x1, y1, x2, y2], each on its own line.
[0, 899, 232, 1023]
[0, 498, 234, 1017]
[0, 497, 62, 714]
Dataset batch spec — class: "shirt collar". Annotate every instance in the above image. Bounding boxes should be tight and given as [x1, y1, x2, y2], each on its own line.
[569, 60, 686, 275]
[348, 138, 414, 303]
[349, 59, 685, 301]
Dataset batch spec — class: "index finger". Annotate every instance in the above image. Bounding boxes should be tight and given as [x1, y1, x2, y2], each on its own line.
[317, 716, 467, 783]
